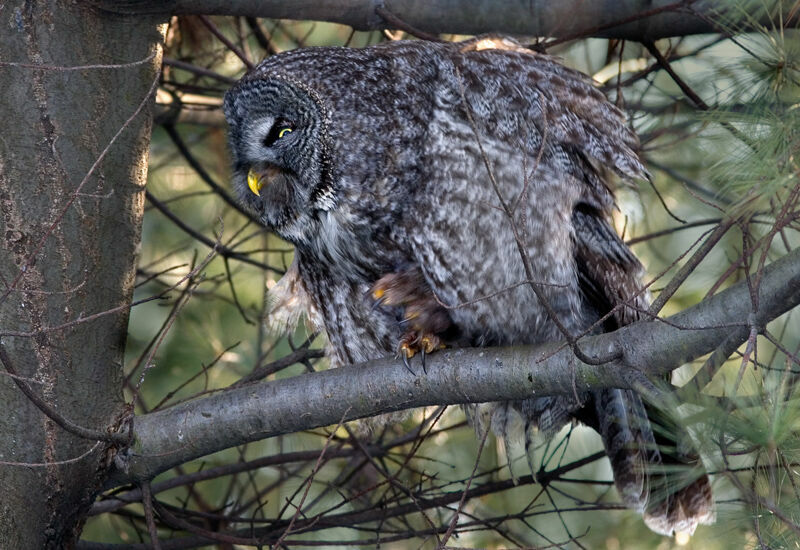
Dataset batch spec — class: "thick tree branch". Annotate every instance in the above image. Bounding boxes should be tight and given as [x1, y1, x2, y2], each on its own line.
[106, 247, 800, 487]
[95, 1, 796, 41]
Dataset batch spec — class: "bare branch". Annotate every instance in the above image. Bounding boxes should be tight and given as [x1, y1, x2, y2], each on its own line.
[0, 342, 127, 444]
[145, 190, 282, 274]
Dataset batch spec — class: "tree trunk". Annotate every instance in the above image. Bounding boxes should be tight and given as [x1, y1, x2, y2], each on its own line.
[0, 3, 163, 548]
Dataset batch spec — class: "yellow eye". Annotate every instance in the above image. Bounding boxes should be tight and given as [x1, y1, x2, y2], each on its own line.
[278, 127, 293, 139]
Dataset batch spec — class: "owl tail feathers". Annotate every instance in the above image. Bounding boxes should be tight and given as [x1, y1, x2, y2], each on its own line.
[592, 388, 715, 537]
[642, 471, 715, 536]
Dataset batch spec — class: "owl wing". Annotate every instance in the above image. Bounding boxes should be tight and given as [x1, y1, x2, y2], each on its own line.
[572, 202, 648, 328]
[448, 38, 646, 180]
[404, 39, 646, 344]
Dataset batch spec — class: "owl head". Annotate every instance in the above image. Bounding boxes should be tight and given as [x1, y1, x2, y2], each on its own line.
[223, 75, 335, 243]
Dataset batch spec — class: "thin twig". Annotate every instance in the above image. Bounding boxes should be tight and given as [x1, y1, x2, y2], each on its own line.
[162, 57, 236, 84]
[0, 441, 100, 467]
[648, 219, 735, 315]
[374, 7, 443, 42]
[543, 0, 697, 49]
[198, 14, 254, 69]
[272, 409, 351, 548]
[1, 237, 220, 339]
[245, 17, 280, 55]
[141, 482, 162, 550]
[0, 51, 156, 71]
[162, 124, 261, 224]
[0, 342, 127, 443]
[145, 190, 281, 274]
[439, 427, 490, 548]
[643, 39, 758, 151]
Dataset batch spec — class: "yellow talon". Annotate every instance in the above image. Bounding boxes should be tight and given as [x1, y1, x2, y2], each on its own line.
[372, 288, 385, 299]
[247, 168, 263, 197]
[400, 343, 416, 359]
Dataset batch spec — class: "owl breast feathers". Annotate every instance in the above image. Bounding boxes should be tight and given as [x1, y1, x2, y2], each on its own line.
[224, 36, 714, 537]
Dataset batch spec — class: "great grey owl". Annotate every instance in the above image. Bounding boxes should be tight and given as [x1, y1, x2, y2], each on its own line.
[223, 36, 714, 536]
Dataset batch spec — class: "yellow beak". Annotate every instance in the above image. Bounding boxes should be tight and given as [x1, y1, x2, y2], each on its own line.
[247, 168, 263, 197]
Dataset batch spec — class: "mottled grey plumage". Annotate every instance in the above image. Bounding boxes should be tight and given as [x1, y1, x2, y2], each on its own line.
[224, 36, 714, 536]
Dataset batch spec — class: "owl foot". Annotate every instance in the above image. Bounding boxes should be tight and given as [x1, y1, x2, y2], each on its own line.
[398, 331, 445, 374]
[371, 267, 453, 374]
[370, 270, 453, 337]
[370, 270, 428, 310]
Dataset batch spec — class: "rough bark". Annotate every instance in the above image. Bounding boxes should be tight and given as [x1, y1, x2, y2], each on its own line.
[97, 0, 794, 40]
[105, 246, 800, 488]
[0, 3, 163, 548]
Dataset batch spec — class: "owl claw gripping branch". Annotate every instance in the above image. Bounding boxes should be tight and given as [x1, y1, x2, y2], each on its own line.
[224, 35, 715, 537]
[370, 269, 452, 372]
